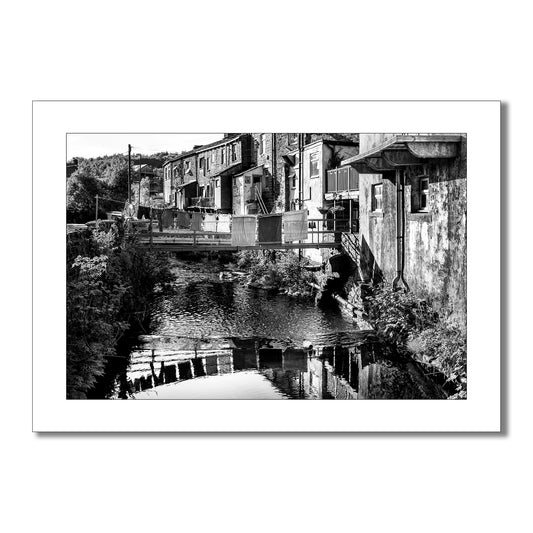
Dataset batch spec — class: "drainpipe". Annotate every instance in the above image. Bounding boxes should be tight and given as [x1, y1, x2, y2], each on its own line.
[298, 133, 304, 260]
[392, 169, 410, 291]
[298, 133, 303, 209]
[272, 133, 276, 212]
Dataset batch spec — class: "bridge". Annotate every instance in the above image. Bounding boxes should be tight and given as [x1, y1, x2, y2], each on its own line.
[135, 217, 355, 253]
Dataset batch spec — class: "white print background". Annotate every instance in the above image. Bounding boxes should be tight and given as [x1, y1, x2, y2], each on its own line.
[35, 101, 498, 432]
[4, 3, 531, 533]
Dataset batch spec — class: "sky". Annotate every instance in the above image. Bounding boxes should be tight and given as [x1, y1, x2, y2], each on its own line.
[67, 133, 224, 160]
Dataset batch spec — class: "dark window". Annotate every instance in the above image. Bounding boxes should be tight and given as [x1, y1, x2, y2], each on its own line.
[231, 144, 237, 162]
[411, 175, 429, 212]
[288, 133, 298, 145]
[309, 152, 319, 178]
[371, 183, 383, 212]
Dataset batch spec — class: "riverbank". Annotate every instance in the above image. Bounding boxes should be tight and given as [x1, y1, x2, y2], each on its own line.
[360, 282, 467, 399]
[66, 222, 172, 398]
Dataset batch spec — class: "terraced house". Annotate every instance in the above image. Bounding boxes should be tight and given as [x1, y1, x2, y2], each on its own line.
[163, 149, 199, 209]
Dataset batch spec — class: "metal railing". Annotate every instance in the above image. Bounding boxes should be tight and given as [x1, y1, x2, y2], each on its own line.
[190, 197, 215, 207]
[136, 213, 358, 250]
[326, 167, 359, 193]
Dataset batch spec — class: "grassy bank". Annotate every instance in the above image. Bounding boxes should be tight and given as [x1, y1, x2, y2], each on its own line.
[66, 223, 172, 398]
[364, 283, 467, 399]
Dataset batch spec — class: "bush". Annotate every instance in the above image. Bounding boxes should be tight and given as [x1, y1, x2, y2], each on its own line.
[365, 283, 466, 399]
[365, 283, 437, 345]
[235, 250, 314, 296]
[66, 223, 172, 398]
[409, 323, 467, 399]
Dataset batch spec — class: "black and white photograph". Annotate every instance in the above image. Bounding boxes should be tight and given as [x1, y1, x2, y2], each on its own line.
[9, 0, 531, 530]
[66, 132, 467, 400]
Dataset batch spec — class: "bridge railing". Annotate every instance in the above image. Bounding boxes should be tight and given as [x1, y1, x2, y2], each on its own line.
[136, 214, 356, 249]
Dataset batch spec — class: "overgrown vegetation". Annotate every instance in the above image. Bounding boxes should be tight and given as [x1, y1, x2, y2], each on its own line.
[67, 222, 172, 398]
[365, 283, 466, 399]
[236, 250, 315, 297]
[66, 152, 175, 223]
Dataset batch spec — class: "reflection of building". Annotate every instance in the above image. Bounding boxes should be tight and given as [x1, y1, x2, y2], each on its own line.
[125, 344, 362, 400]
[122, 340, 443, 399]
[342, 134, 467, 322]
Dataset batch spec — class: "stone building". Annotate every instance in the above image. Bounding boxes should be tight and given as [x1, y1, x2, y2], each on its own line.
[342, 133, 467, 322]
[277, 135, 359, 262]
[132, 164, 164, 206]
[163, 150, 199, 209]
[194, 134, 253, 213]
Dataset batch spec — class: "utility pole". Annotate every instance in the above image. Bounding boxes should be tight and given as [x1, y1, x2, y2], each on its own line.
[128, 144, 132, 204]
[298, 133, 304, 261]
[138, 153, 142, 206]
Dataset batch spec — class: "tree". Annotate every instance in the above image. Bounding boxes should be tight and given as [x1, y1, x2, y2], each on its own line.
[66, 167, 101, 222]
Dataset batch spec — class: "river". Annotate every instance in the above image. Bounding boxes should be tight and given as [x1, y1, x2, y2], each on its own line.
[101, 257, 444, 400]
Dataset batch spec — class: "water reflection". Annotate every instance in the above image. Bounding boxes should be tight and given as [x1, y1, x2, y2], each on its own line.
[101, 258, 444, 400]
[119, 339, 443, 400]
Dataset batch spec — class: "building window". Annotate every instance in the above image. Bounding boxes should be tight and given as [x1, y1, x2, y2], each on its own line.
[211, 153, 216, 164]
[411, 175, 429, 212]
[221, 149, 225, 165]
[199, 157, 206, 176]
[185, 161, 191, 173]
[259, 134, 266, 155]
[231, 144, 237, 162]
[309, 152, 319, 178]
[371, 183, 383, 212]
[288, 133, 298, 145]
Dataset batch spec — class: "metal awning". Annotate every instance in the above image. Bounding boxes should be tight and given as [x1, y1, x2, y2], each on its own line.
[176, 180, 197, 190]
[341, 134, 463, 173]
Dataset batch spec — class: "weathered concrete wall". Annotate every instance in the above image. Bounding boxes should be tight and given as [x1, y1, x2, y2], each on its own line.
[358, 171, 397, 284]
[360, 134, 396, 152]
[403, 138, 467, 320]
[357, 135, 467, 323]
